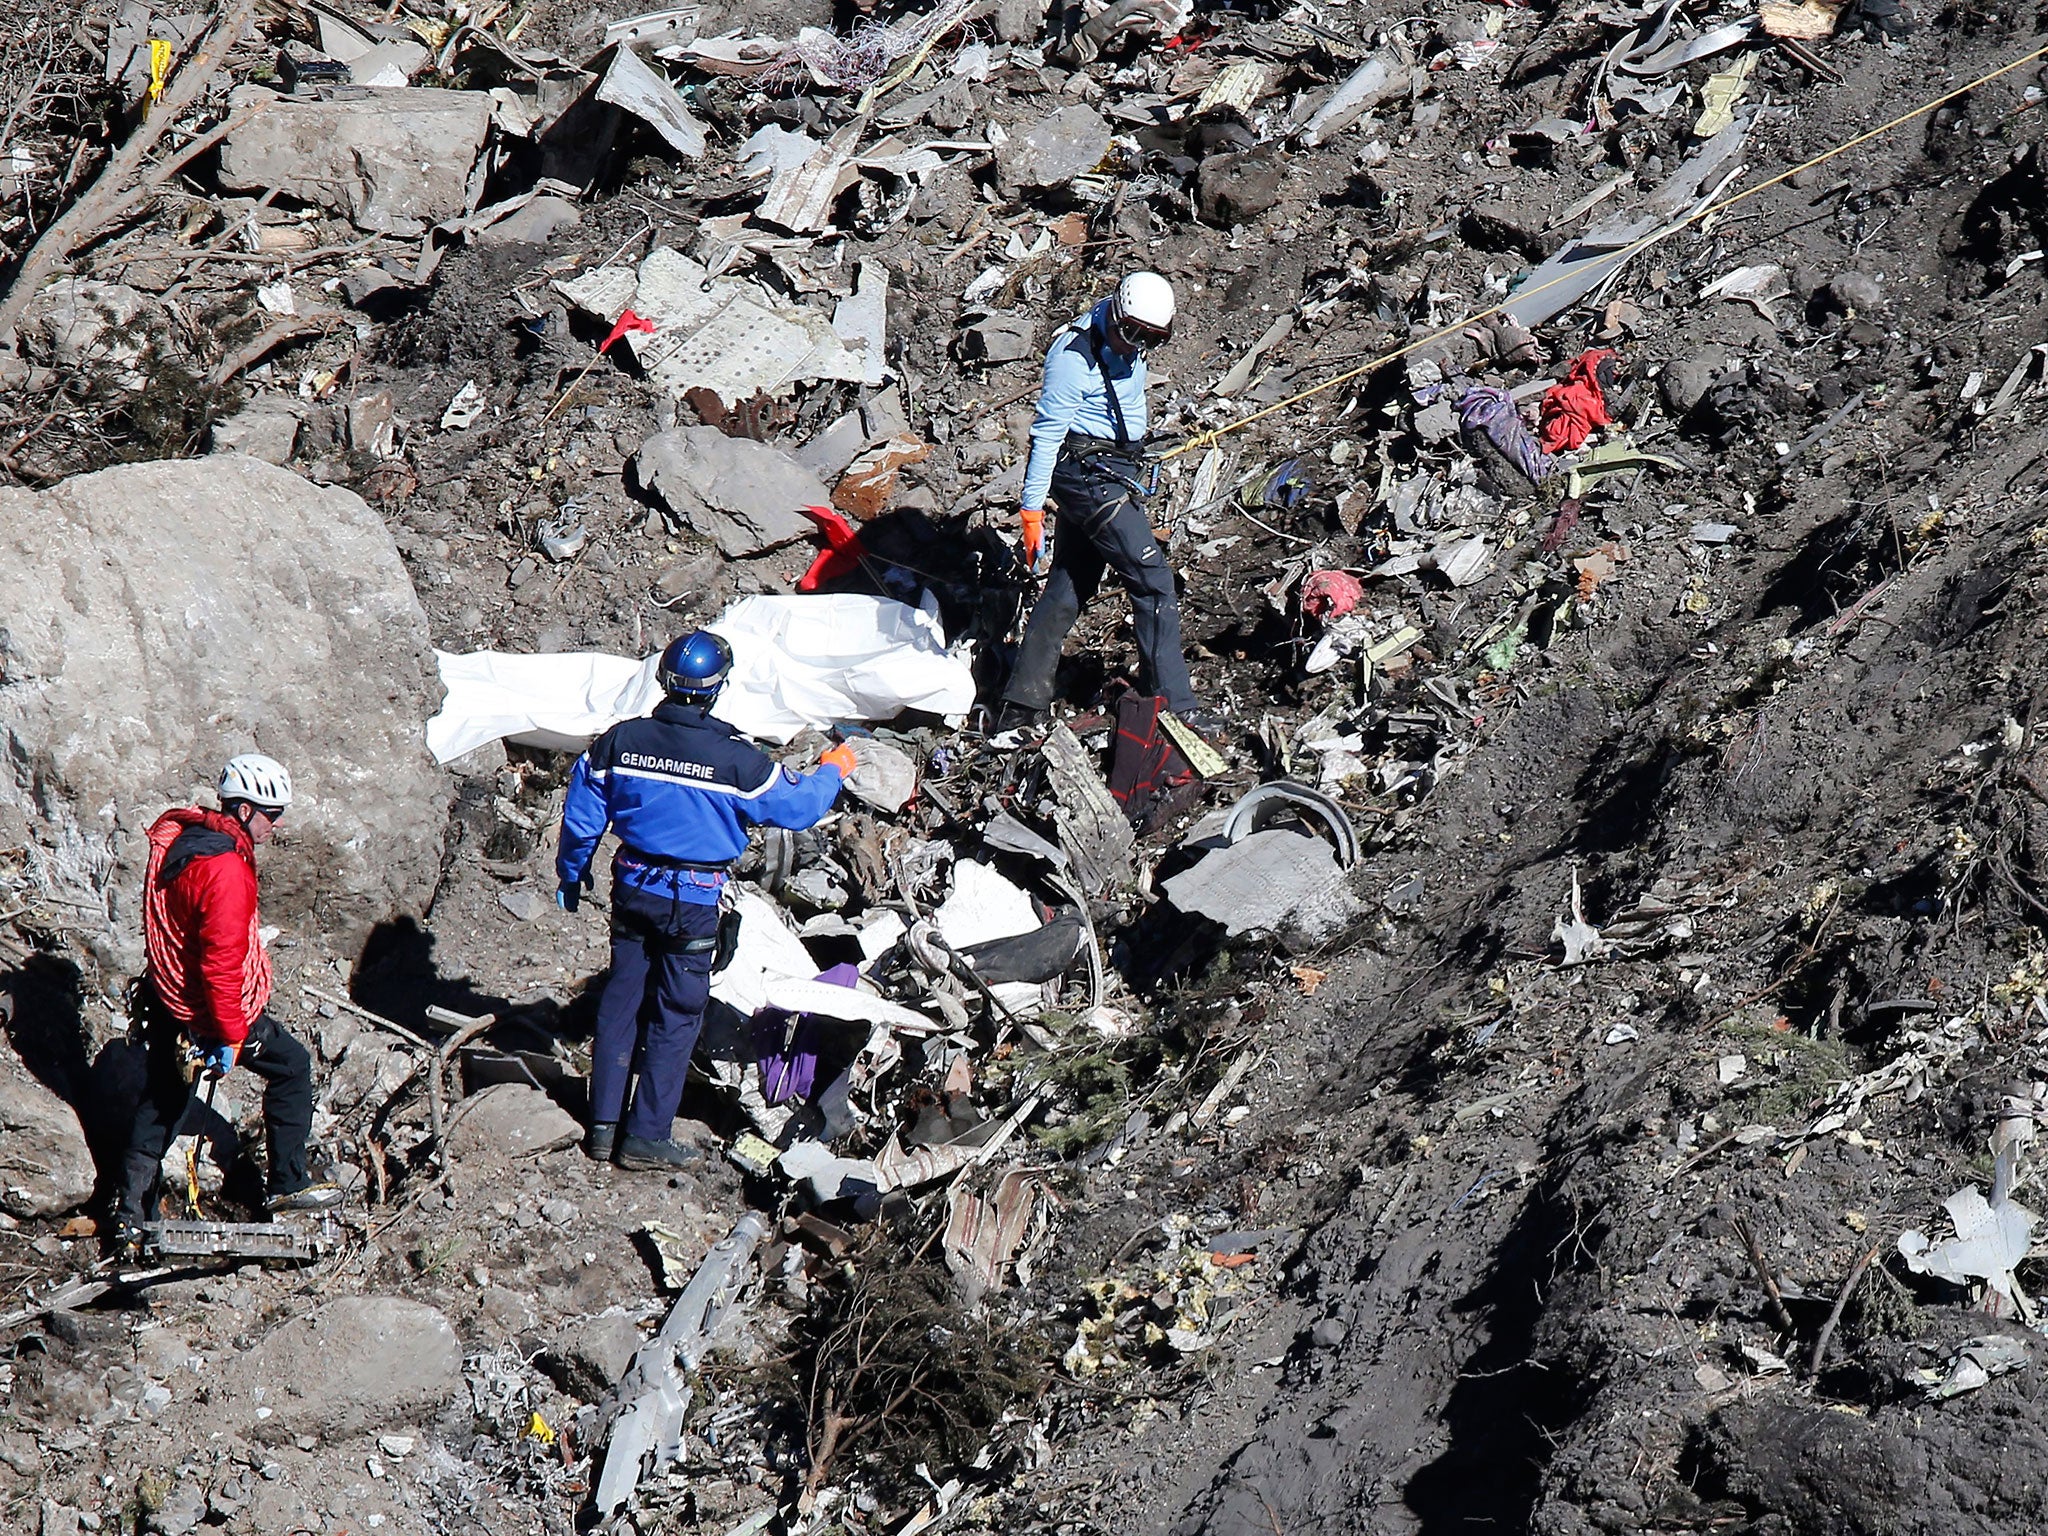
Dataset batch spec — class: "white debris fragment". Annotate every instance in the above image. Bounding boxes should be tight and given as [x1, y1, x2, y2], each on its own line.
[439, 379, 484, 430]
[1552, 868, 1611, 966]
[1899, 1185, 2038, 1313]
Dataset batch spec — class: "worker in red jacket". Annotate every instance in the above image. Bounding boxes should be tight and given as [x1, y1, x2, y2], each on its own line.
[114, 754, 340, 1248]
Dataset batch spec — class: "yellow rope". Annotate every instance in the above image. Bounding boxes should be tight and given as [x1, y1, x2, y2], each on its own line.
[1162, 40, 2048, 463]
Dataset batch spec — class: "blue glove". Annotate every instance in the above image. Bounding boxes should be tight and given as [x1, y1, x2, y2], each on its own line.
[556, 882, 580, 913]
[205, 1044, 236, 1079]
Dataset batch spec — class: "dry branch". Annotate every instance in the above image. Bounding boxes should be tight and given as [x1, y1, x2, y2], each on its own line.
[0, 0, 261, 343]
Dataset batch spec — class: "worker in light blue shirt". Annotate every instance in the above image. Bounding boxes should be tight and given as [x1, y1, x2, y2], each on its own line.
[996, 272, 1213, 734]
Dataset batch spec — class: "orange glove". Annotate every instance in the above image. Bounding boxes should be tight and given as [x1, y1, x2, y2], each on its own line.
[1019, 506, 1044, 571]
[819, 744, 858, 775]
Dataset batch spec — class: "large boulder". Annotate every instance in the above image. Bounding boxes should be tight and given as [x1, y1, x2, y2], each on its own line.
[0, 1046, 93, 1217]
[632, 427, 832, 558]
[225, 1297, 462, 1441]
[0, 457, 447, 968]
[217, 86, 492, 235]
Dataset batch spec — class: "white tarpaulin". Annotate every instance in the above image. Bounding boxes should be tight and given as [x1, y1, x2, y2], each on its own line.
[424, 593, 976, 761]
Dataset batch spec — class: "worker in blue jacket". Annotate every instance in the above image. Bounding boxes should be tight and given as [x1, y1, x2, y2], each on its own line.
[995, 272, 1217, 735]
[557, 630, 856, 1169]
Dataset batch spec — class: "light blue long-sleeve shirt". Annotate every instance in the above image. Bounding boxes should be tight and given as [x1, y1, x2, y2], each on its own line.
[1021, 300, 1149, 512]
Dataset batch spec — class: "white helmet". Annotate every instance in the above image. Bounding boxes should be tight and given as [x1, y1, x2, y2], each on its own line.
[219, 753, 293, 811]
[1110, 271, 1175, 346]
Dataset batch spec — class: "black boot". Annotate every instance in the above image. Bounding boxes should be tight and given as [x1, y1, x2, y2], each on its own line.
[615, 1134, 701, 1170]
[989, 701, 1042, 737]
[108, 1211, 146, 1261]
[586, 1122, 617, 1164]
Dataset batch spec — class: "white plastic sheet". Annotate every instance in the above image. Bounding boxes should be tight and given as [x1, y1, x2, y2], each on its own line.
[711, 593, 973, 743]
[934, 860, 1039, 948]
[710, 885, 821, 1017]
[423, 593, 976, 761]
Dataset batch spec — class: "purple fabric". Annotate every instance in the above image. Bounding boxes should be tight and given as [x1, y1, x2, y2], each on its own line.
[1456, 384, 1553, 485]
[752, 962, 861, 1105]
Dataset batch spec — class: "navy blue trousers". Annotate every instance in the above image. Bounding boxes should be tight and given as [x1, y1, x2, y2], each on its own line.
[590, 884, 720, 1140]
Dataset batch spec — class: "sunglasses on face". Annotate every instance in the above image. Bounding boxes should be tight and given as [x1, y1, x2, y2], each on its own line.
[1112, 316, 1170, 349]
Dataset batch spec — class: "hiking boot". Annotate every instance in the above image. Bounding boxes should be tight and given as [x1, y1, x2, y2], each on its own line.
[266, 1181, 344, 1214]
[615, 1135, 702, 1171]
[988, 701, 1042, 739]
[109, 1213, 146, 1261]
[586, 1122, 617, 1164]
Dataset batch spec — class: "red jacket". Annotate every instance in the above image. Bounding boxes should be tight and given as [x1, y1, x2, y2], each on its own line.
[142, 808, 272, 1046]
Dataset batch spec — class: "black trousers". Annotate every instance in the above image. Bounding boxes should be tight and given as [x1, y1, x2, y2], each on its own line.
[118, 1010, 316, 1219]
[1005, 452, 1198, 714]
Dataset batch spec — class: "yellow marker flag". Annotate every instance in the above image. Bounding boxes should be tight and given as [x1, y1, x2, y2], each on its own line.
[147, 39, 172, 115]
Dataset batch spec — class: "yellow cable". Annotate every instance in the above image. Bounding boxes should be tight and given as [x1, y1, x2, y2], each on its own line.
[1162, 40, 2048, 462]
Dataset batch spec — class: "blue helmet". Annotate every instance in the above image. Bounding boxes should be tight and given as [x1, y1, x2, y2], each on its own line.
[658, 630, 732, 702]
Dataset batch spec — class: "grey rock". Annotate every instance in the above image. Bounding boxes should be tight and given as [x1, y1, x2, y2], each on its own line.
[477, 196, 584, 248]
[344, 39, 430, 88]
[1311, 1317, 1349, 1349]
[227, 1297, 462, 1442]
[1412, 400, 1460, 446]
[1825, 270, 1885, 313]
[796, 387, 911, 481]
[652, 552, 726, 605]
[206, 1479, 249, 1520]
[218, 85, 492, 235]
[345, 391, 395, 457]
[39, 1500, 81, 1536]
[632, 427, 831, 558]
[997, 105, 1111, 196]
[0, 458, 447, 969]
[1197, 150, 1283, 227]
[446, 1083, 584, 1161]
[146, 1482, 205, 1536]
[498, 887, 549, 922]
[0, 1053, 93, 1218]
[45, 1308, 125, 1350]
[538, 1310, 645, 1399]
[958, 312, 1038, 366]
[25, 280, 158, 385]
[211, 397, 304, 465]
[339, 267, 409, 309]
[1661, 347, 1728, 416]
[1459, 197, 1551, 261]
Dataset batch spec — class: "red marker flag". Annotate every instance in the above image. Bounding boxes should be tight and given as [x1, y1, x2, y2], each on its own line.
[600, 308, 656, 354]
[797, 505, 863, 592]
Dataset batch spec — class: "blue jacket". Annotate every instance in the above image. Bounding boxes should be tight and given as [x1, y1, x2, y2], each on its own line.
[557, 701, 844, 906]
[1021, 300, 1150, 512]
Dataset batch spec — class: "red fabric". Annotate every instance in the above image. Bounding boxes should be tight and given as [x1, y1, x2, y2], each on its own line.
[600, 308, 656, 354]
[1301, 569, 1364, 621]
[142, 808, 270, 1046]
[797, 504, 864, 592]
[1107, 693, 1199, 831]
[1538, 348, 1618, 453]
